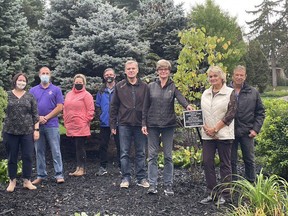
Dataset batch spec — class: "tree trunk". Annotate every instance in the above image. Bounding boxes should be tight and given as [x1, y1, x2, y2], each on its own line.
[271, 50, 277, 87]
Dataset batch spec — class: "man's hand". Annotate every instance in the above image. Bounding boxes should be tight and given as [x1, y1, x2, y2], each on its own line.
[142, 126, 148, 135]
[249, 129, 257, 138]
[111, 129, 117, 135]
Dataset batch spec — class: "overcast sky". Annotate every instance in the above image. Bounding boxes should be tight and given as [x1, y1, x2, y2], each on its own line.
[174, 0, 263, 33]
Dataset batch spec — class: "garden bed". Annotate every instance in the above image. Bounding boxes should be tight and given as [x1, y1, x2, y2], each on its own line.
[0, 136, 227, 216]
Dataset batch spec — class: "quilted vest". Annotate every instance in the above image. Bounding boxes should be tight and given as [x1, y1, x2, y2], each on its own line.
[201, 84, 234, 140]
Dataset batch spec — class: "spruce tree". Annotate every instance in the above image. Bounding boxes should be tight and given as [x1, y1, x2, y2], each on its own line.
[0, 0, 35, 90]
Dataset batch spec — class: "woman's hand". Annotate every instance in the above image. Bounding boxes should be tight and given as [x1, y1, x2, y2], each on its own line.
[203, 126, 218, 139]
[34, 131, 40, 141]
[186, 104, 194, 111]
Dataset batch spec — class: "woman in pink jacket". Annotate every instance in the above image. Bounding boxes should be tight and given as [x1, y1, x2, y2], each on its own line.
[63, 74, 95, 176]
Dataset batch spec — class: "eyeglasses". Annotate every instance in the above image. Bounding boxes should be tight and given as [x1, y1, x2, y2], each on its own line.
[157, 68, 170, 71]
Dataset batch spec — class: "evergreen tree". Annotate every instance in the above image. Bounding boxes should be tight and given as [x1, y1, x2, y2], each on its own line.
[188, 0, 246, 74]
[0, 0, 35, 90]
[137, 0, 187, 74]
[245, 40, 269, 93]
[247, 0, 287, 87]
[34, 0, 103, 69]
[20, 0, 45, 29]
[106, 0, 140, 12]
[54, 2, 149, 93]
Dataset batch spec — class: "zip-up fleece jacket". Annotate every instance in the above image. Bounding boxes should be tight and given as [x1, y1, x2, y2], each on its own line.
[95, 84, 115, 127]
[110, 78, 148, 129]
[142, 79, 189, 128]
[229, 82, 265, 137]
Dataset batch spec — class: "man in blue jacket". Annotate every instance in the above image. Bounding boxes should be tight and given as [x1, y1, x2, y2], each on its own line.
[96, 68, 120, 176]
[230, 65, 265, 183]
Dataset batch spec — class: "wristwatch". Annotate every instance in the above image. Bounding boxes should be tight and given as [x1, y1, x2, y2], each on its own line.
[34, 128, 40, 131]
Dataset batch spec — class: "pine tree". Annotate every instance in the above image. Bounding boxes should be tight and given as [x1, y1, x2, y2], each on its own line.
[20, 0, 45, 29]
[54, 2, 149, 93]
[138, 0, 187, 73]
[247, 0, 287, 87]
[0, 0, 35, 90]
[34, 0, 103, 69]
[245, 39, 269, 93]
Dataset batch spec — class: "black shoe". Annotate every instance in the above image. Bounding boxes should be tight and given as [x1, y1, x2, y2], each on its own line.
[164, 184, 174, 196]
[148, 185, 158, 194]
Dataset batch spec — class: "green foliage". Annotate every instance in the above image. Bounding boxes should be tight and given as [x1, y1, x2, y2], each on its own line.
[0, 160, 22, 183]
[20, 0, 45, 29]
[188, 0, 246, 73]
[261, 90, 288, 98]
[247, 0, 287, 87]
[0, 87, 8, 141]
[54, 2, 149, 84]
[157, 146, 220, 168]
[59, 123, 66, 135]
[0, 0, 35, 90]
[245, 40, 269, 93]
[138, 0, 187, 73]
[225, 171, 288, 216]
[256, 98, 288, 178]
[174, 27, 242, 105]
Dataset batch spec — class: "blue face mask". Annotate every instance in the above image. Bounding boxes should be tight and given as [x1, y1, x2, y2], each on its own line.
[40, 75, 50, 84]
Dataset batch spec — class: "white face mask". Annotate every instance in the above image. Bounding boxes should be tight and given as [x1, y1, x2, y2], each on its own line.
[16, 81, 26, 90]
[40, 74, 50, 84]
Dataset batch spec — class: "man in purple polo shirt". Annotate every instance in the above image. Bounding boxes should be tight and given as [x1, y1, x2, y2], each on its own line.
[30, 67, 65, 184]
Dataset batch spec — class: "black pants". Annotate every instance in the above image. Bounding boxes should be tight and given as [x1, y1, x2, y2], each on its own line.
[99, 127, 120, 168]
[3, 132, 34, 180]
[73, 137, 86, 168]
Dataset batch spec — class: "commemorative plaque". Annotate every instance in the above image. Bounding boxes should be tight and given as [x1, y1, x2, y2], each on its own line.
[183, 110, 204, 128]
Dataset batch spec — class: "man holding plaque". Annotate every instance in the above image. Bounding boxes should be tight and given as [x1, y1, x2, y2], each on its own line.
[230, 65, 265, 183]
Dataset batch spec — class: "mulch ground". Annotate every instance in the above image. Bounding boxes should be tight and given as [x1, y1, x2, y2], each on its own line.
[0, 136, 229, 216]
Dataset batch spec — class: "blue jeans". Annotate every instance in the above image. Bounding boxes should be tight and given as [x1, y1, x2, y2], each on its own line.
[147, 127, 174, 186]
[118, 126, 147, 181]
[231, 136, 255, 182]
[35, 127, 64, 179]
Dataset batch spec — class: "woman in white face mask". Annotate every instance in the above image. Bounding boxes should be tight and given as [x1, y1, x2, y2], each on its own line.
[2, 72, 40, 192]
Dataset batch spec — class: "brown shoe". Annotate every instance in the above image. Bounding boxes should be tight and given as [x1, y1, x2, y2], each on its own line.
[69, 167, 80, 176]
[32, 178, 43, 185]
[56, 178, 65, 184]
[6, 179, 16, 192]
[73, 167, 85, 177]
[23, 179, 37, 190]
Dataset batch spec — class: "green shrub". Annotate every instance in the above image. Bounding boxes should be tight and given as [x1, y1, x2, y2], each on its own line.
[256, 98, 288, 178]
[0, 87, 8, 141]
[225, 171, 288, 216]
[261, 90, 288, 98]
[157, 146, 220, 168]
[0, 159, 22, 183]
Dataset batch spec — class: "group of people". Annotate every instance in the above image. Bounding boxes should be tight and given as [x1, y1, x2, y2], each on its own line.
[3, 59, 265, 207]
[199, 65, 265, 205]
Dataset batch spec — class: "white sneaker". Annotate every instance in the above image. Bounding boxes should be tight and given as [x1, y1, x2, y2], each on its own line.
[200, 195, 213, 204]
[120, 179, 129, 188]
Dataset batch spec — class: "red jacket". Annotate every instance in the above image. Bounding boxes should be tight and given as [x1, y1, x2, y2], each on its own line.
[63, 87, 95, 137]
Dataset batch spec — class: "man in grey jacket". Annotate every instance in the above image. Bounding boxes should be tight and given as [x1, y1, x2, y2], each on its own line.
[230, 65, 265, 183]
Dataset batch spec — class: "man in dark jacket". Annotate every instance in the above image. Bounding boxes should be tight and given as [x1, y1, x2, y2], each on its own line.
[230, 65, 265, 182]
[95, 68, 120, 176]
[110, 60, 149, 189]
